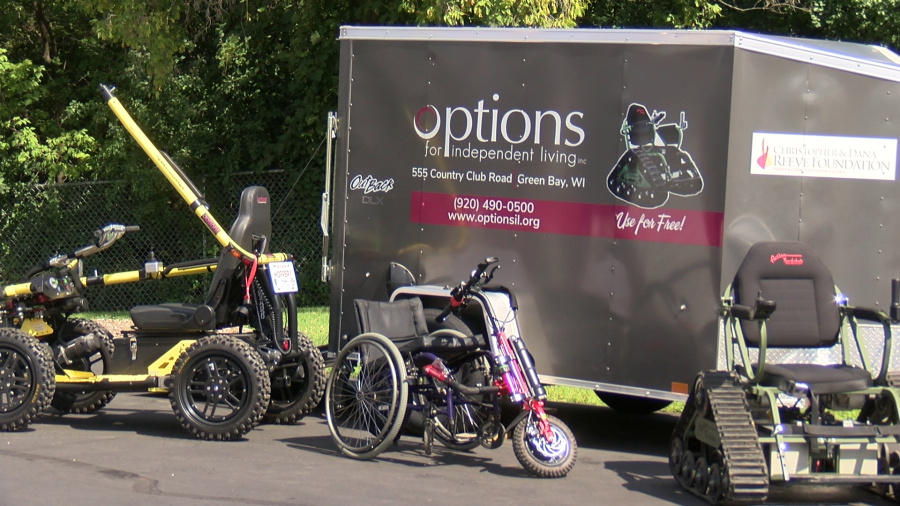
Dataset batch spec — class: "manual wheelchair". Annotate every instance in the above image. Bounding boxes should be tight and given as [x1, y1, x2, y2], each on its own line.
[324, 257, 577, 477]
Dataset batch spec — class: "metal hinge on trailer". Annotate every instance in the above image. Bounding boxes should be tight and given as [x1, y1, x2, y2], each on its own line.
[320, 112, 339, 283]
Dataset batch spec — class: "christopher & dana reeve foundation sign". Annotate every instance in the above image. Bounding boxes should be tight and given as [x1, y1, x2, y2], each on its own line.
[751, 132, 897, 181]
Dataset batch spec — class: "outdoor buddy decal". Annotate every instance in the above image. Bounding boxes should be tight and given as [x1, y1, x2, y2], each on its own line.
[607, 103, 703, 209]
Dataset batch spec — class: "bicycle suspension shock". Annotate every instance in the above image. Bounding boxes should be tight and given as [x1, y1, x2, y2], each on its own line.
[510, 337, 546, 400]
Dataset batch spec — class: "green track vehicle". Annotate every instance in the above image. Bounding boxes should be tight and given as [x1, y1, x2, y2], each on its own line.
[670, 241, 900, 503]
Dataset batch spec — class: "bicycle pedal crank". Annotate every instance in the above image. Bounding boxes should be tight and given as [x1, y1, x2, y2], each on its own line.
[479, 420, 506, 450]
[423, 419, 434, 456]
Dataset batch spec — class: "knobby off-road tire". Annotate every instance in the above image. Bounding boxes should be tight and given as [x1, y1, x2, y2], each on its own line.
[513, 413, 577, 478]
[51, 318, 116, 414]
[264, 333, 326, 424]
[0, 328, 55, 431]
[326, 333, 407, 460]
[169, 335, 270, 441]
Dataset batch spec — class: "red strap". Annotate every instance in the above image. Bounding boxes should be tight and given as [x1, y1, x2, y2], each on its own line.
[243, 256, 258, 302]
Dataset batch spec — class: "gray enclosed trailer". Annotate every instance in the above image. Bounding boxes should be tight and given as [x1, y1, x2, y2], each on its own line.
[321, 27, 900, 410]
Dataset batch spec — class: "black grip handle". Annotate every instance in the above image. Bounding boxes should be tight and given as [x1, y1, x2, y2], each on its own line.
[891, 279, 900, 322]
[436, 304, 453, 323]
[124, 225, 140, 233]
[475, 257, 499, 275]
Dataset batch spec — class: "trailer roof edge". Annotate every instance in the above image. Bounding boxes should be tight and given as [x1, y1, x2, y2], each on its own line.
[735, 32, 900, 83]
[339, 26, 900, 82]
[339, 26, 737, 45]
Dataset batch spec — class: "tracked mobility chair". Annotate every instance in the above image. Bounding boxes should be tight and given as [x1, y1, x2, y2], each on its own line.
[670, 241, 900, 503]
[606, 103, 703, 209]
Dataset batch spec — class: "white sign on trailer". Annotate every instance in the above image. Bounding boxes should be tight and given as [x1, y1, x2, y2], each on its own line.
[750, 132, 897, 180]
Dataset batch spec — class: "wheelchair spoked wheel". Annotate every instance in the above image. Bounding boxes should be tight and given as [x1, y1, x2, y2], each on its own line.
[325, 333, 408, 459]
[433, 354, 492, 451]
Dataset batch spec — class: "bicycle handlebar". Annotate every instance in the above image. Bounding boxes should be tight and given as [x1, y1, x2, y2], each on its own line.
[97, 225, 140, 236]
[436, 257, 500, 322]
[22, 224, 140, 279]
[76, 224, 140, 259]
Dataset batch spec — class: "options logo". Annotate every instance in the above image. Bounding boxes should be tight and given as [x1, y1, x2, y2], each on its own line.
[413, 93, 585, 165]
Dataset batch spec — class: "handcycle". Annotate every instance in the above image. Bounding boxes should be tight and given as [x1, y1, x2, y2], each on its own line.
[325, 257, 577, 477]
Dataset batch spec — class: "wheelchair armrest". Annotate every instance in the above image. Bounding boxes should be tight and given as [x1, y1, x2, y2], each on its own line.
[845, 306, 891, 324]
[731, 299, 777, 321]
[730, 304, 754, 320]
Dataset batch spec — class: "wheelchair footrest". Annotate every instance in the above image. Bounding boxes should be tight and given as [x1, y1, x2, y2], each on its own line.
[788, 474, 900, 484]
[777, 423, 900, 438]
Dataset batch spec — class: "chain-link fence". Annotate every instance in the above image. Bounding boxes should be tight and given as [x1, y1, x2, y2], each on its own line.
[0, 171, 328, 312]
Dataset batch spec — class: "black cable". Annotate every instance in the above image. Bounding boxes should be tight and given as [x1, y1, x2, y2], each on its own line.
[272, 134, 327, 220]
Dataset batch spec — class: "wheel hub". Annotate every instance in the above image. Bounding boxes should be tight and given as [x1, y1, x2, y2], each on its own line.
[528, 423, 570, 463]
[0, 348, 30, 412]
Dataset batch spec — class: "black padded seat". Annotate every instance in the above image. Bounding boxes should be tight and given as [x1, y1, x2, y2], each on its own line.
[730, 242, 879, 395]
[753, 363, 873, 395]
[354, 298, 483, 353]
[130, 303, 215, 331]
[132, 186, 272, 331]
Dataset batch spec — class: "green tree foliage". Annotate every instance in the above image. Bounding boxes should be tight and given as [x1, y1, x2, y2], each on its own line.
[400, 0, 587, 26]
[587, 0, 722, 28]
[2, 0, 900, 295]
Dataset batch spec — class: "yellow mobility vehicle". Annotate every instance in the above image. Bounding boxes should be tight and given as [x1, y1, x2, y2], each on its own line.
[0, 84, 324, 439]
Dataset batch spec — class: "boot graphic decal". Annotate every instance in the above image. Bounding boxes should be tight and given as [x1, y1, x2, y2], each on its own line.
[607, 103, 703, 209]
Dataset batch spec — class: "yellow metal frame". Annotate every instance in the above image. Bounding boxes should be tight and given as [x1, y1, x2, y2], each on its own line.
[56, 340, 196, 391]
[4, 261, 219, 300]
[5, 88, 293, 302]
[4, 86, 298, 395]
[102, 90, 287, 267]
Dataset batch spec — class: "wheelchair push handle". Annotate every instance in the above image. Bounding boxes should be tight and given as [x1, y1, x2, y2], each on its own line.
[891, 279, 900, 322]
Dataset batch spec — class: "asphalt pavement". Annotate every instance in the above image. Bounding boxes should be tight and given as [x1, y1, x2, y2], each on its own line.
[0, 394, 893, 506]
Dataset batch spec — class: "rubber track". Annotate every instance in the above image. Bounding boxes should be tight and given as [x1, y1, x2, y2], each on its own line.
[634, 149, 667, 187]
[673, 371, 769, 505]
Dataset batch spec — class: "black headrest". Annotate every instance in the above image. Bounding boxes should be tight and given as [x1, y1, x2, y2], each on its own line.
[734, 242, 840, 348]
[230, 186, 271, 253]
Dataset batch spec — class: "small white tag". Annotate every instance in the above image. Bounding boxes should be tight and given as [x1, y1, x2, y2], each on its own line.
[842, 420, 854, 428]
[268, 261, 298, 294]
